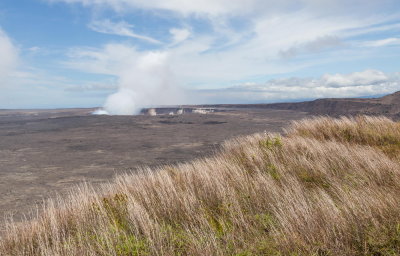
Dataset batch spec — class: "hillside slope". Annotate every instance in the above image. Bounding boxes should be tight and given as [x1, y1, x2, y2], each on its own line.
[1, 116, 400, 255]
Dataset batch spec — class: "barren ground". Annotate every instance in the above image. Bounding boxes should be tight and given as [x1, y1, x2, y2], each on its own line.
[0, 107, 308, 228]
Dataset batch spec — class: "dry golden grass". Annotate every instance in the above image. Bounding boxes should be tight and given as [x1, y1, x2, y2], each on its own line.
[1, 116, 400, 256]
[287, 115, 400, 159]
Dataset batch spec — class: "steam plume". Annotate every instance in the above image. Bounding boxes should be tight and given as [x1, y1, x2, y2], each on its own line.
[96, 51, 183, 115]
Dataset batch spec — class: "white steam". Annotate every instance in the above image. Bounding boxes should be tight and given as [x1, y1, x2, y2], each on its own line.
[98, 51, 183, 115]
[92, 109, 109, 115]
[104, 89, 138, 115]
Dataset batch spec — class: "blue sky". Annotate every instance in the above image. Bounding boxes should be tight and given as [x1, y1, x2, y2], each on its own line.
[0, 0, 399, 112]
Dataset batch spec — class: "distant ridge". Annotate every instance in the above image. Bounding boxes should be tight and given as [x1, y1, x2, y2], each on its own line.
[262, 91, 400, 119]
[200, 91, 400, 120]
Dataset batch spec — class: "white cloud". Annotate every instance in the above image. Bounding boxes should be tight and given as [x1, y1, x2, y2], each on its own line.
[364, 37, 400, 47]
[89, 19, 161, 44]
[162, 10, 388, 85]
[28, 46, 41, 53]
[0, 28, 18, 85]
[321, 69, 388, 88]
[50, 0, 398, 18]
[50, 0, 273, 16]
[342, 22, 400, 38]
[198, 69, 400, 103]
[280, 35, 342, 59]
[169, 28, 191, 45]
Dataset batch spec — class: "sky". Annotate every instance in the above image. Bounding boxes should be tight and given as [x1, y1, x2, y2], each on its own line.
[0, 0, 399, 111]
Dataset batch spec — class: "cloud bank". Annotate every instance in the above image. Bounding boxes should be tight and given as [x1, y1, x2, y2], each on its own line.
[198, 70, 400, 103]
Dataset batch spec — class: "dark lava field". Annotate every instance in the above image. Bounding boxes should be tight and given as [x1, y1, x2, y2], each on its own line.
[0, 107, 308, 226]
